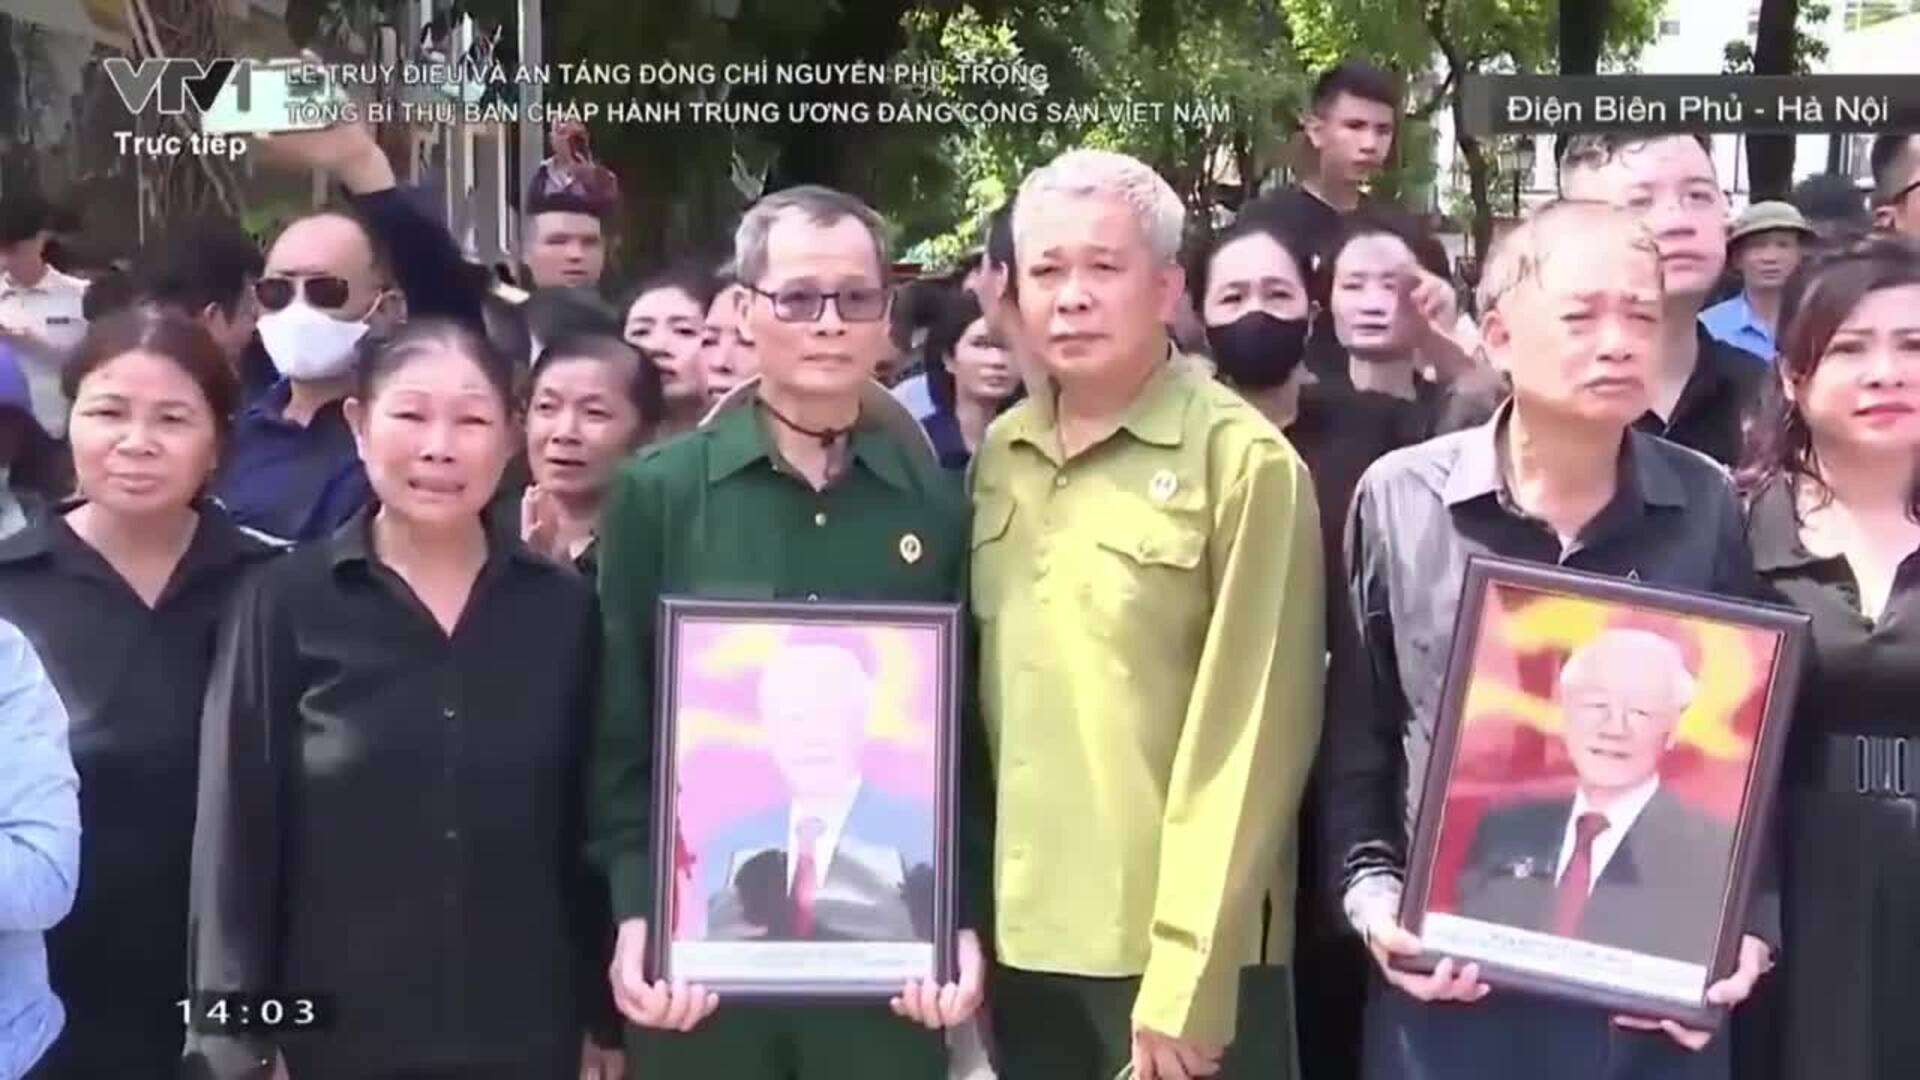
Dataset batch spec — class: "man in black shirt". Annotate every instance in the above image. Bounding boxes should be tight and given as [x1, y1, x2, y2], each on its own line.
[1243, 61, 1471, 388]
[1559, 134, 1763, 468]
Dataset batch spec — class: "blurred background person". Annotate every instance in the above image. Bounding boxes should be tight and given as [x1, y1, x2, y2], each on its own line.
[1702, 202, 1815, 364]
[0, 309, 277, 1077]
[187, 321, 606, 1079]
[131, 215, 272, 401]
[1788, 172, 1873, 252]
[0, 194, 89, 439]
[623, 265, 715, 439]
[0, 616, 76, 1079]
[218, 119, 491, 544]
[529, 118, 622, 213]
[699, 270, 760, 408]
[1559, 133, 1762, 469]
[1740, 234, 1920, 1080]
[1322, 211, 1448, 434]
[1870, 134, 1920, 240]
[917, 289, 1017, 471]
[521, 333, 664, 574]
[525, 192, 610, 293]
[0, 345, 70, 533]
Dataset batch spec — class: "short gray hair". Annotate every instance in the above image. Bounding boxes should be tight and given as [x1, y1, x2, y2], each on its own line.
[1474, 199, 1662, 317]
[1013, 149, 1185, 265]
[733, 185, 891, 287]
[1558, 628, 1698, 715]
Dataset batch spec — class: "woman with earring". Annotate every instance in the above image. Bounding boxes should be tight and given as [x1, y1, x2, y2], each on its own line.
[0, 308, 282, 1077]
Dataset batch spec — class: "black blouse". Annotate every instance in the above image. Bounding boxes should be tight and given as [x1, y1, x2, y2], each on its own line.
[0, 503, 280, 1072]
[1749, 478, 1920, 741]
[185, 508, 601, 1077]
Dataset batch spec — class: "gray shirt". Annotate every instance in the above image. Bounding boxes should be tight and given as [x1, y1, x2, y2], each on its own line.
[1321, 402, 1760, 916]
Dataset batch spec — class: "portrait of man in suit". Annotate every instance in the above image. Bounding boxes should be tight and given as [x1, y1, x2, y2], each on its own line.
[1454, 628, 1735, 964]
[698, 642, 936, 943]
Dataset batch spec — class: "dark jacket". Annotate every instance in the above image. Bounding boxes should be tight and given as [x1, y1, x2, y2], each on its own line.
[1456, 787, 1735, 964]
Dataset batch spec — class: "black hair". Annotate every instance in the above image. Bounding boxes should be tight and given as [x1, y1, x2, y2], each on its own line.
[1739, 233, 1920, 518]
[353, 317, 517, 414]
[62, 306, 240, 444]
[921, 287, 983, 414]
[134, 214, 264, 320]
[1310, 60, 1400, 114]
[81, 269, 138, 321]
[525, 287, 621, 345]
[527, 190, 609, 225]
[1790, 172, 1871, 228]
[1558, 133, 1715, 185]
[626, 262, 721, 318]
[0, 194, 55, 247]
[1317, 207, 1450, 300]
[1190, 211, 1314, 312]
[530, 333, 664, 434]
[983, 201, 1016, 270]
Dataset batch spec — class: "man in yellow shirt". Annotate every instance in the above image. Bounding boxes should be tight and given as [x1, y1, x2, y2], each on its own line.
[970, 147, 1325, 1080]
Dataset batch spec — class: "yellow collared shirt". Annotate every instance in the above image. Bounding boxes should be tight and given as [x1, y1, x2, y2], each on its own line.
[970, 354, 1325, 1047]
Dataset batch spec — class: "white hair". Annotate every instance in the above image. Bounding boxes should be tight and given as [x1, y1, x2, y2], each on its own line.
[1557, 628, 1698, 714]
[1013, 148, 1186, 265]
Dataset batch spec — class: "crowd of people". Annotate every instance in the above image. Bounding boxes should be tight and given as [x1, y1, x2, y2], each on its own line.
[0, 54, 1913, 1080]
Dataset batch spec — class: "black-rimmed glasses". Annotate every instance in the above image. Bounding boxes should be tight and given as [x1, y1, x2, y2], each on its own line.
[745, 283, 890, 323]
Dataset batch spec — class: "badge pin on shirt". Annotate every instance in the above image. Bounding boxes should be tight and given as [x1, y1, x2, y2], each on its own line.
[899, 533, 923, 564]
[1150, 470, 1179, 504]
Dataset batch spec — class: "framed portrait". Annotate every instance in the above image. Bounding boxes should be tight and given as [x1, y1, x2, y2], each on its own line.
[649, 597, 960, 999]
[1396, 555, 1810, 1028]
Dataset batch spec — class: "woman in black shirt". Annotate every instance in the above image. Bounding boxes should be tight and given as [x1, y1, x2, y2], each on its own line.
[0, 309, 278, 1077]
[185, 319, 603, 1079]
[520, 333, 664, 575]
[1739, 234, 1920, 1080]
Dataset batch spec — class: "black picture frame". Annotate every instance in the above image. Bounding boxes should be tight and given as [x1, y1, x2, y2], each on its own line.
[648, 597, 961, 1000]
[1394, 555, 1810, 1029]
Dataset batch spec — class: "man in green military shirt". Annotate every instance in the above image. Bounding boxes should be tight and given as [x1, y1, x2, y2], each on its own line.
[587, 185, 990, 1078]
[971, 148, 1326, 1080]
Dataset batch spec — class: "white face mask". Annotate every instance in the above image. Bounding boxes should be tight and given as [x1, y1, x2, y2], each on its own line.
[258, 297, 376, 382]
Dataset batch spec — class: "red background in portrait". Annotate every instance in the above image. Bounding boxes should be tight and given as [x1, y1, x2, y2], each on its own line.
[1424, 583, 1784, 914]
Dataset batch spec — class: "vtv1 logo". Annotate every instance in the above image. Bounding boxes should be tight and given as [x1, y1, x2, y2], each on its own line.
[102, 57, 253, 116]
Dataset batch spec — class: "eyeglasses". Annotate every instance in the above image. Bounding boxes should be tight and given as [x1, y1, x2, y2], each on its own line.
[255, 275, 352, 312]
[745, 283, 890, 323]
[1884, 177, 1920, 209]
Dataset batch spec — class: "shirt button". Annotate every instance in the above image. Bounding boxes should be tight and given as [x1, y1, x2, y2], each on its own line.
[442, 707, 456, 720]
[1054, 475, 1068, 489]
[814, 511, 828, 526]
[445, 828, 458, 841]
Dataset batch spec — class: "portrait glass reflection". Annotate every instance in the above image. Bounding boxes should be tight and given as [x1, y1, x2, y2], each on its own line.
[654, 601, 956, 996]
[1408, 566, 1803, 1021]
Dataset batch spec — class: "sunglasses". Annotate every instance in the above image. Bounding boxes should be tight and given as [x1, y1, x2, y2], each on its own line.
[745, 283, 890, 323]
[255, 275, 353, 312]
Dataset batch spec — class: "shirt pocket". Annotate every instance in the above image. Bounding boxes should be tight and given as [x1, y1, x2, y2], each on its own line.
[1083, 504, 1208, 626]
[968, 495, 1015, 620]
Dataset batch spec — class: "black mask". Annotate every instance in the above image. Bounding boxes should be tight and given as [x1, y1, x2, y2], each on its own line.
[1204, 311, 1310, 389]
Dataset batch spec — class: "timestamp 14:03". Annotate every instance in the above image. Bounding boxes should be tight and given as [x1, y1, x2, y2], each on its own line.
[176, 994, 334, 1032]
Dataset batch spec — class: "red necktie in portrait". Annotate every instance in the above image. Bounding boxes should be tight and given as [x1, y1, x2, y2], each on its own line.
[1551, 811, 1610, 936]
[791, 816, 825, 938]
